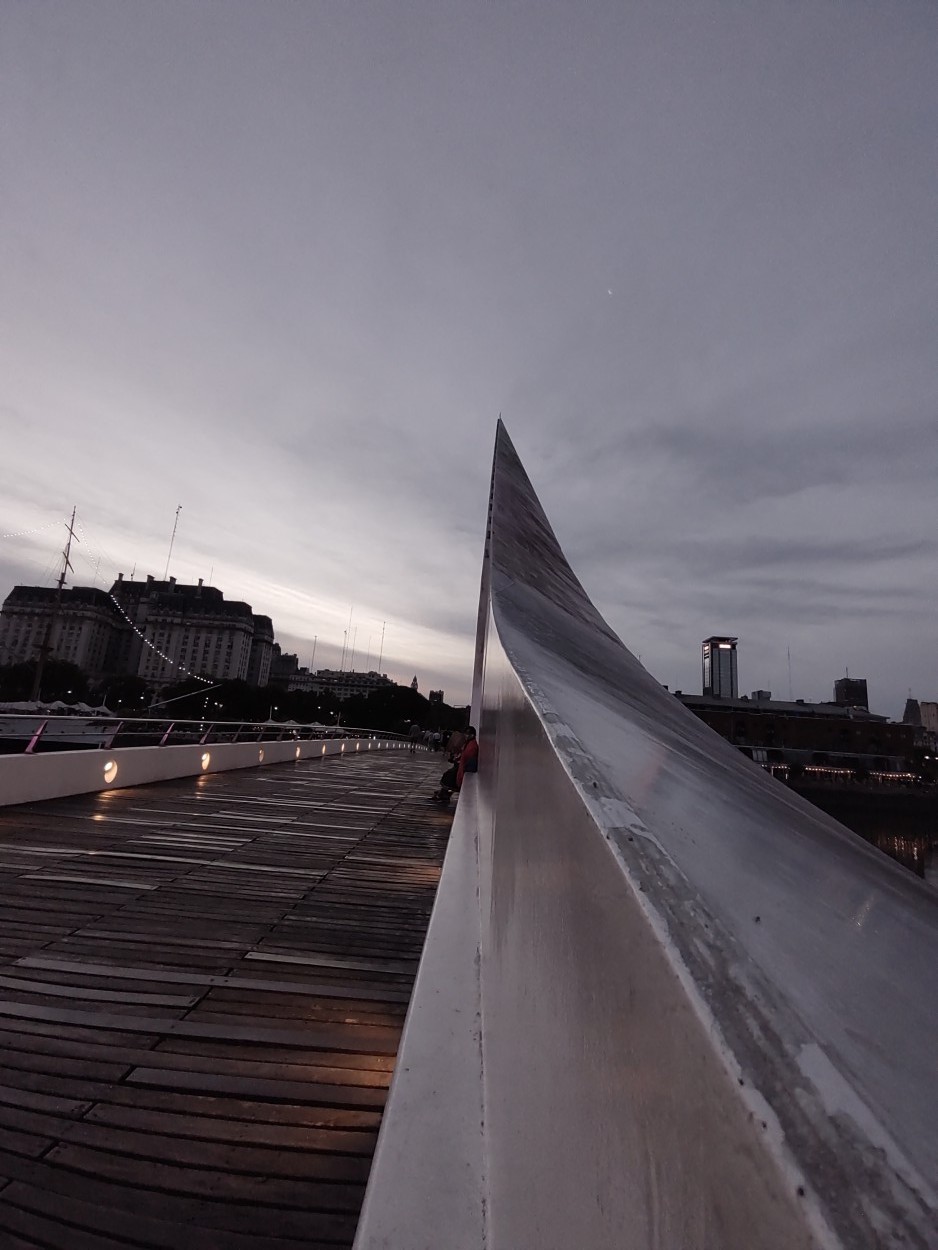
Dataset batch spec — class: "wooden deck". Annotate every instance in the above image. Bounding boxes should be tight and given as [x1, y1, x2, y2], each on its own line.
[0, 751, 453, 1248]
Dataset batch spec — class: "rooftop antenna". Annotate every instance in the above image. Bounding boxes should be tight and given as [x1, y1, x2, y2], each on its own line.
[30, 506, 78, 701]
[377, 620, 386, 672]
[349, 627, 358, 672]
[310, 635, 317, 672]
[787, 646, 793, 701]
[340, 606, 353, 671]
[163, 505, 182, 580]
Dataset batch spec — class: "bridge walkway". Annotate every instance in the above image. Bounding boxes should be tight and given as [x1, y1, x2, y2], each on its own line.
[0, 751, 452, 1249]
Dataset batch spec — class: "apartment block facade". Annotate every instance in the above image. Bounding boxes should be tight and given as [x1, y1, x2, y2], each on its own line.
[0, 576, 276, 688]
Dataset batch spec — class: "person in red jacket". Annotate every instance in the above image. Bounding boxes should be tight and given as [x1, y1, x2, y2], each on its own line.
[456, 727, 478, 787]
[430, 727, 477, 803]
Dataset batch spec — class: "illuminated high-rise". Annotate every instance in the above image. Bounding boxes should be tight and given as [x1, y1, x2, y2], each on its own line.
[701, 636, 738, 699]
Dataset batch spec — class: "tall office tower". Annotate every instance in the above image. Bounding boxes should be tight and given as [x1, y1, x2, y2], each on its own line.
[701, 636, 738, 699]
[833, 676, 869, 710]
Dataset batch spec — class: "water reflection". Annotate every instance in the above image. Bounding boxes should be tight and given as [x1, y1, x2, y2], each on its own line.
[786, 781, 936, 884]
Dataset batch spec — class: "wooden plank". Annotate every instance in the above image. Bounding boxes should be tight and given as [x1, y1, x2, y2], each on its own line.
[126, 1067, 389, 1108]
[0, 1182, 315, 1250]
[12, 957, 411, 1002]
[243, 949, 418, 974]
[44, 1142, 367, 1210]
[3, 1159, 360, 1244]
[0, 752, 453, 1247]
[0, 1001, 401, 1052]
[0, 975, 198, 1008]
[0, 1026, 394, 1086]
[82, 1101, 379, 1154]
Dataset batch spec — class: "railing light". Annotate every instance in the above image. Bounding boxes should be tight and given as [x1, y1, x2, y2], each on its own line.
[103, 760, 118, 783]
[201, 752, 211, 770]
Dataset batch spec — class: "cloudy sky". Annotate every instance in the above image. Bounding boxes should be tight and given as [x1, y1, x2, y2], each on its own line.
[2, 1, 935, 715]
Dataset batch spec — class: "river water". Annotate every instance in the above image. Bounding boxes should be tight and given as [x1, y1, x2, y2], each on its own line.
[790, 783, 937, 887]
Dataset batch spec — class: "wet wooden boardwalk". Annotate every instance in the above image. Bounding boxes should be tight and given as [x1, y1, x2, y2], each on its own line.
[0, 751, 452, 1248]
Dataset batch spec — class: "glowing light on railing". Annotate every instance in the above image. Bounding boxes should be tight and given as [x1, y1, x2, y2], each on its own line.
[103, 760, 118, 783]
[321, 744, 327, 755]
[258, 748, 265, 763]
[201, 752, 211, 770]
[341, 742, 346, 753]
[356, 742, 361, 751]
[295, 746, 301, 759]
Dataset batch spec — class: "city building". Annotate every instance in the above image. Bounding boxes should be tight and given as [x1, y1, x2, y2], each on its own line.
[267, 648, 398, 700]
[306, 669, 397, 701]
[678, 692, 914, 775]
[269, 644, 301, 688]
[1, 575, 278, 689]
[109, 576, 258, 686]
[246, 616, 274, 688]
[919, 702, 938, 735]
[0, 585, 120, 680]
[902, 698, 921, 726]
[701, 636, 738, 700]
[833, 676, 869, 710]
[903, 698, 938, 754]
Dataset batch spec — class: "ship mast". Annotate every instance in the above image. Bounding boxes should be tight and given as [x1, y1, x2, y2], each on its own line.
[163, 505, 182, 581]
[30, 506, 78, 702]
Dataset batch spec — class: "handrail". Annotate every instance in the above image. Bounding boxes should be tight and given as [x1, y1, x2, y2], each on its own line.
[0, 713, 406, 755]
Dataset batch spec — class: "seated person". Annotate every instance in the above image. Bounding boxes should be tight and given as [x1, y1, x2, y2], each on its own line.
[430, 727, 477, 803]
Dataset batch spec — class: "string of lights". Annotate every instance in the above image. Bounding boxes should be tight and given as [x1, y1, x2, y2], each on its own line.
[74, 516, 123, 585]
[107, 593, 215, 686]
[0, 518, 68, 540]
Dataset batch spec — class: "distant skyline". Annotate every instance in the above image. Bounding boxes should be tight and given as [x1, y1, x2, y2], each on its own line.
[2, 2, 936, 718]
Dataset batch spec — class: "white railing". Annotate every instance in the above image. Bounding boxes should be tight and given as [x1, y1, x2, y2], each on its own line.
[0, 716, 410, 808]
[356, 422, 937, 1249]
[0, 712, 399, 753]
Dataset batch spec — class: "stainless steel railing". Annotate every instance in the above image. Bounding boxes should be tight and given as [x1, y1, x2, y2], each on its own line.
[0, 713, 404, 755]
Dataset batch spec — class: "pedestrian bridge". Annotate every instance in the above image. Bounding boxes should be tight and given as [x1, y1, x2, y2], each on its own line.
[0, 423, 934, 1248]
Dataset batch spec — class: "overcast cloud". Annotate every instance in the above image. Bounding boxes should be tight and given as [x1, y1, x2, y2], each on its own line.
[1, 1, 935, 714]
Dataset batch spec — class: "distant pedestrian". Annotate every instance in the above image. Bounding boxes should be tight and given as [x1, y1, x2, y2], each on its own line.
[408, 722, 421, 754]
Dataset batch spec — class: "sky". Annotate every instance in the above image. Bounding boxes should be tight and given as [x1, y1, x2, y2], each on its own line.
[1, 1, 935, 716]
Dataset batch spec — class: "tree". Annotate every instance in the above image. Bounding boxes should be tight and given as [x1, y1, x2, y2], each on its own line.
[93, 674, 152, 712]
[0, 660, 88, 703]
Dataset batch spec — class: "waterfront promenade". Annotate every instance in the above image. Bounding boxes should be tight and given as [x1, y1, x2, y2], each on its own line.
[0, 751, 451, 1248]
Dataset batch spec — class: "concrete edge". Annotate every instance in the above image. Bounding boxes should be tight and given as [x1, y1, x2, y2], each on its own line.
[353, 778, 487, 1250]
[0, 737, 408, 807]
